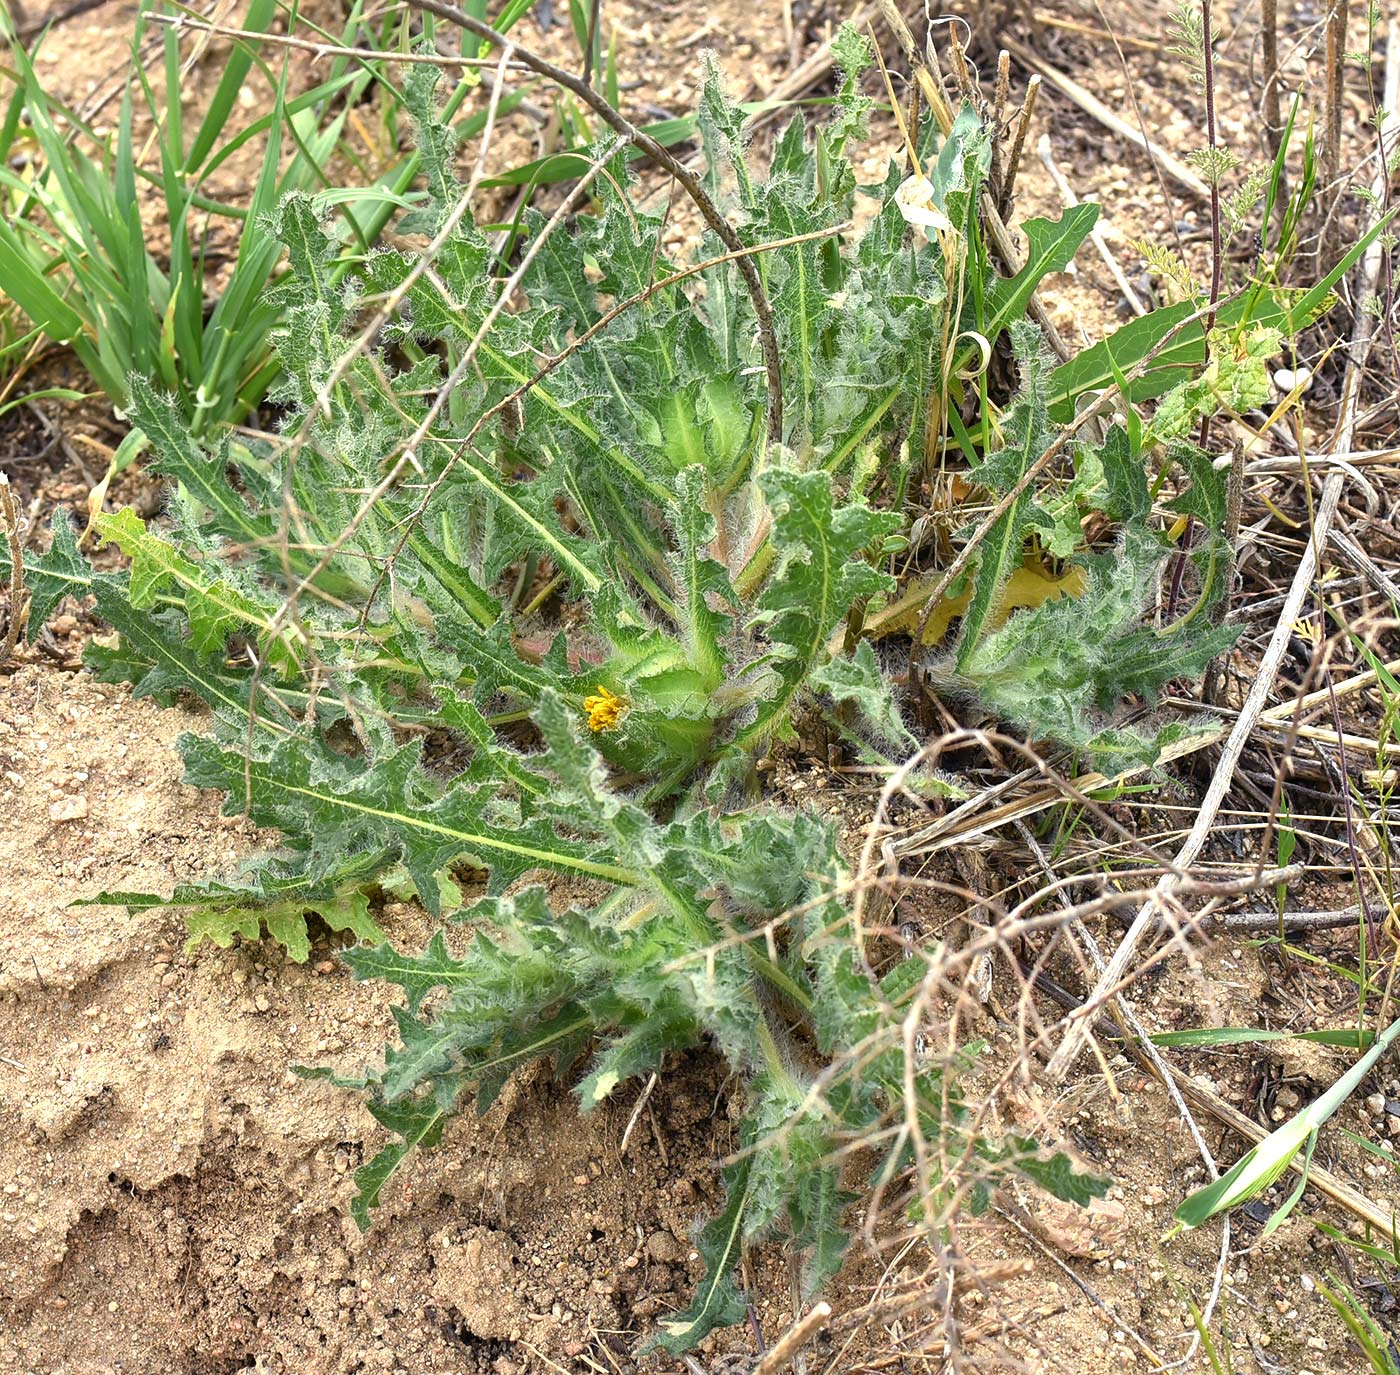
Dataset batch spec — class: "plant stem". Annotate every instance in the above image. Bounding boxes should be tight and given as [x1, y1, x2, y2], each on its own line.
[0, 475, 22, 663]
[1323, 0, 1349, 191]
[1168, 0, 1225, 621]
[1260, 0, 1283, 159]
[1200, 0, 1223, 338]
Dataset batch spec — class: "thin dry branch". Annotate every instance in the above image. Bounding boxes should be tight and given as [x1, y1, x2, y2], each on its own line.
[0, 474, 22, 664]
[996, 74, 1038, 219]
[1260, 0, 1284, 158]
[753, 1303, 832, 1375]
[154, 11, 532, 69]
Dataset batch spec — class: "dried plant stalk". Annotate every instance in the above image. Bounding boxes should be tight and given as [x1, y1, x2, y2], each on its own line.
[0, 474, 22, 664]
[1323, 0, 1348, 188]
[1260, 0, 1283, 157]
[997, 74, 1040, 218]
[989, 49, 1011, 199]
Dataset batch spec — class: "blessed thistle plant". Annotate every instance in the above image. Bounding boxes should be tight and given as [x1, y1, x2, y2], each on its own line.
[2, 28, 1330, 1350]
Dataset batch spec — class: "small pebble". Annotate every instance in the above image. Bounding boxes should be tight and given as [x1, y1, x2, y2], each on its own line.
[48, 796, 88, 823]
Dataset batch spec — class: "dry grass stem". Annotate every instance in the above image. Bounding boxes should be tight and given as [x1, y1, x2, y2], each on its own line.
[0, 474, 22, 663]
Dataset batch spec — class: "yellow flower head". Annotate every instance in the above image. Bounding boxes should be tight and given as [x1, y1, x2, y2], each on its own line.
[584, 684, 625, 733]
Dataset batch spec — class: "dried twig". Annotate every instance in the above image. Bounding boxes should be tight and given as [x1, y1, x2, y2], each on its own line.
[996, 75, 1038, 220]
[154, 11, 532, 69]
[989, 49, 1011, 202]
[620, 1071, 659, 1156]
[753, 1303, 831, 1375]
[1260, 0, 1284, 159]
[1322, 0, 1349, 190]
[1215, 903, 1388, 933]
[0, 474, 23, 664]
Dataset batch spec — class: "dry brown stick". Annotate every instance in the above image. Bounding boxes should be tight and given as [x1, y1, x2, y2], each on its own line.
[989, 49, 1011, 202]
[1322, 0, 1349, 190]
[996, 75, 1038, 219]
[999, 32, 1211, 199]
[1241, 446, 1400, 473]
[1260, 0, 1284, 159]
[1036, 133, 1146, 316]
[753, 1302, 832, 1375]
[0, 474, 22, 664]
[154, 11, 531, 68]
[1215, 903, 1385, 933]
[406, 0, 785, 443]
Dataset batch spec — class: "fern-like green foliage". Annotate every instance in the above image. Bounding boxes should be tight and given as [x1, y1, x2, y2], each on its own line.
[6, 27, 1307, 1350]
